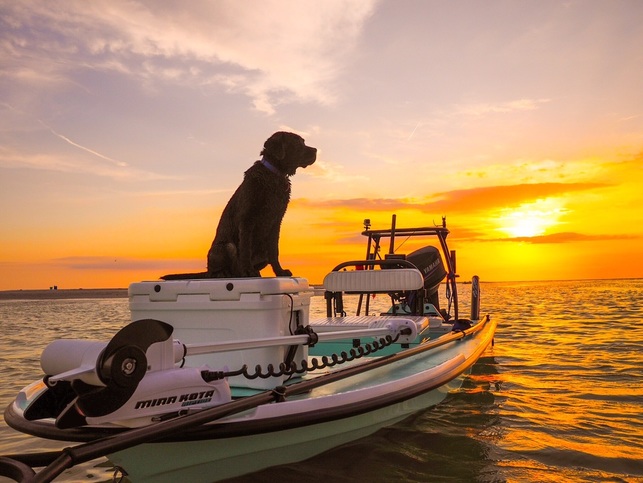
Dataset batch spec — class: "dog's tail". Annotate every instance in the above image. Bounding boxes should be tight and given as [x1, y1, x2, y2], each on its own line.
[160, 272, 211, 280]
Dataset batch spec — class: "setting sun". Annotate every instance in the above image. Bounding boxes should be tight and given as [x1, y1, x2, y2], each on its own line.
[496, 199, 566, 238]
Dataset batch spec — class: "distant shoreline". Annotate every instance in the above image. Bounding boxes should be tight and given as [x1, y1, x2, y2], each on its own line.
[1, 277, 640, 301]
[0, 288, 128, 300]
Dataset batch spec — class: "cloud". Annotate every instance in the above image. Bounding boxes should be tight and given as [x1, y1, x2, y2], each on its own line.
[426, 182, 607, 212]
[296, 197, 409, 211]
[0, 0, 378, 114]
[37, 119, 128, 167]
[455, 98, 552, 117]
[51, 256, 203, 271]
[303, 159, 369, 184]
[0, 145, 178, 181]
[296, 182, 608, 213]
[488, 232, 641, 244]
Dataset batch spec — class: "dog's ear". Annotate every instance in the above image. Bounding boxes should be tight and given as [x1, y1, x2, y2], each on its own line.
[261, 132, 286, 161]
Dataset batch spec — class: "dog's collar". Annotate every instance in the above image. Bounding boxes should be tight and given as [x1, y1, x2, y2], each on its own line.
[260, 157, 282, 175]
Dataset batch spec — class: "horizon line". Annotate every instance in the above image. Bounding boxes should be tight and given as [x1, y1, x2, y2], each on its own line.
[1, 276, 641, 295]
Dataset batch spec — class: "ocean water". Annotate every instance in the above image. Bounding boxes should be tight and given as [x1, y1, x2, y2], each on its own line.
[0, 279, 641, 482]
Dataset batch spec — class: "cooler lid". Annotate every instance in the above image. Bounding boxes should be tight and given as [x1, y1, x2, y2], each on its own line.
[129, 277, 310, 302]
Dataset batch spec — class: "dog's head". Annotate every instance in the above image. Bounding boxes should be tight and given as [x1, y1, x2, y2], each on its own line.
[260, 131, 317, 176]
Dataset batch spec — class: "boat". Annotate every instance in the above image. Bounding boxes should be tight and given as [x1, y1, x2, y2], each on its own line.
[1, 215, 496, 482]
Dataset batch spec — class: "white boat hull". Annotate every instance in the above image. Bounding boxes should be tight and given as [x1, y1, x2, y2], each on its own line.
[4, 316, 495, 481]
[107, 318, 495, 482]
[111, 379, 461, 482]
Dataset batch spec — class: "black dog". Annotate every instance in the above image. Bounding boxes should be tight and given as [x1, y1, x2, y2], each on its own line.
[162, 132, 316, 279]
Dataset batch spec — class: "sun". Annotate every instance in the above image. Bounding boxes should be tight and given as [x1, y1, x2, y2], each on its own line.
[502, 214, 546, 237]
[496, 200, 566, 238]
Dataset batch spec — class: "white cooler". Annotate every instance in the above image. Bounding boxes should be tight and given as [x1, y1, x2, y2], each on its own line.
[129, 277, 312, 390]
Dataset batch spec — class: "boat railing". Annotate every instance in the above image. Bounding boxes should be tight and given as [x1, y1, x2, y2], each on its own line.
[360, 215, 459, 320]
[181, 317, 419, 357]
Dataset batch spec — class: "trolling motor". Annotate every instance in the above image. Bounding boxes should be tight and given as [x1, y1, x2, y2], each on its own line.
[36, 319, 231, 429]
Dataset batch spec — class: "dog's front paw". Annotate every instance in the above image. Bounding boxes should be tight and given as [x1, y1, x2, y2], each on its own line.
[275, 268, 292, 277]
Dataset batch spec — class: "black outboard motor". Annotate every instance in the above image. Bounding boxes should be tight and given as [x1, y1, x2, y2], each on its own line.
[407, 246, 447, 309]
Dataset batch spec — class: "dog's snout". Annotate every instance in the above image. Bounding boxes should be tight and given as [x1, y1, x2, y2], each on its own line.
[305, 146, 317, 166]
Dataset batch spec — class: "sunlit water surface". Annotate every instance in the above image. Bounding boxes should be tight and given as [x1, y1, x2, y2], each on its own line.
[1, 279, 641, 482]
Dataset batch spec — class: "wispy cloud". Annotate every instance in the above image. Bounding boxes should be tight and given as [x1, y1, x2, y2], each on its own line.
[304, 159, 369, 184]
[489, 232, 641, 244]
[406, 121, 422, 141]
[37, 119, 128, 167]
[1, 103, 175, 179]
[295, 197, 408, 211]
[0, 1, 378, 114]
[455, 98, 552, 117]
[0, 145, 178, 181]
[51, 256, 203, 271]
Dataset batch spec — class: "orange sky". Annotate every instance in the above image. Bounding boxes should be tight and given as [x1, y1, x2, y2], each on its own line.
[1, 2, 642, 290]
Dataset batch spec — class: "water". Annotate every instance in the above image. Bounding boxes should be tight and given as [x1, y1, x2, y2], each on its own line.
[1, 280, 642, 482]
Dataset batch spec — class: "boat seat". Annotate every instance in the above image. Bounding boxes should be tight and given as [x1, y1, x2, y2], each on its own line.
[309, 315, 429, 333]
[323, 268, 424, 293]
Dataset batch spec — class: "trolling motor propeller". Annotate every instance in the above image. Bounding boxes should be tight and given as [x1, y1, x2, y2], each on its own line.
[42, 319, 174, 429]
